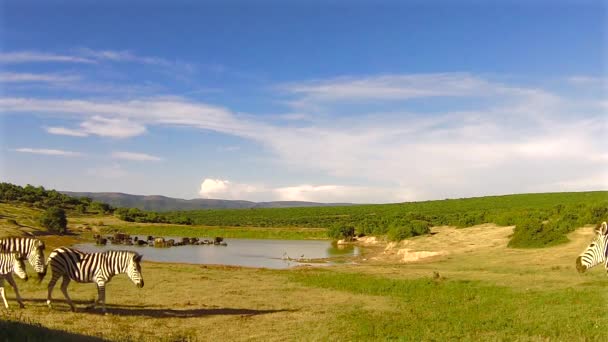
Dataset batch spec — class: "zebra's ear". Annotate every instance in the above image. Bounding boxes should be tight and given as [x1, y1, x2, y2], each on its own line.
[596, 222, 608, 236]
[134, 254, 143, 263]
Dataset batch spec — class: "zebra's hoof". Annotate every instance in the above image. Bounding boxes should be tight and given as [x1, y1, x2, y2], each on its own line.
[19, 304, 25, 309]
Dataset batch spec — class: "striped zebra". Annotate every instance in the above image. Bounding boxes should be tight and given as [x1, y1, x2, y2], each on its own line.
[576, 222, 608, 273]
[0, 251, 28, 309]
[0, 237, 46, 278]
[43, 247, 144, 313]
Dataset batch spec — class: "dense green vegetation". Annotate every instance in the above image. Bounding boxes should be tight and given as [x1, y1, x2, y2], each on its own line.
[0, 183, 193, 225]
[160, 191, 607, 245]
[289, 269, 608, 340]
[2, 182, 607, 247]
[39, 207, 68, 235]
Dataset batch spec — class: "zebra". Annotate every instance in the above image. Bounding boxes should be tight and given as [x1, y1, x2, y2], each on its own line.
[576, 222, 608, 274]
[0, 251, 28, 309]
[0, 237, 46, 280]
[43, 247, 144, 313]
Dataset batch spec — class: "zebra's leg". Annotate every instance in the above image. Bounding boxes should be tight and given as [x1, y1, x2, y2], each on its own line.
[96, 280, 107, 314]
[0, 279, 8, 309]
[60, 276, 75, 312]
[47, 272, 60, 309]
[5, 274, 24, 308]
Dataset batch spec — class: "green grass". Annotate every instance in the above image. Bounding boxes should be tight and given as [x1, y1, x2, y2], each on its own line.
[289, 269, 608, 341]
[97, 223, 328, 240]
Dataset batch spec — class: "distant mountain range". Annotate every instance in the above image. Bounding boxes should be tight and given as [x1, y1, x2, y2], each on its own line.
[61, 191, 354, 211]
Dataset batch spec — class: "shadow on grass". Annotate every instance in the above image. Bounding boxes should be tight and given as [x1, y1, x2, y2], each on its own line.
[0, 320, 105, 342]
[90, 307, 293, 318]
[25, 298, 293, 318]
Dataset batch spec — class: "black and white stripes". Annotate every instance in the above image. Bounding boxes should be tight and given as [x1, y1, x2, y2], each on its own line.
[576, 222, 608, 273]
[0, 251, 28, 309]
[0, 237, 46, 276]
[44, 247, 144, 312]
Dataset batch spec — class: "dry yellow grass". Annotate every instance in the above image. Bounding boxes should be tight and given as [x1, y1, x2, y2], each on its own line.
[1, 203, 606, 341]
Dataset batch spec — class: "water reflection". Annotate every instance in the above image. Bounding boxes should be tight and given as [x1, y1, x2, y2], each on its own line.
[73, 237, 360, 269]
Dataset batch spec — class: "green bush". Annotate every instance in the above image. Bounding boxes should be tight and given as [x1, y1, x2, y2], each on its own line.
[387, 220, 431, 241]
[328, 223, 355, 240]
[39, 207, 68, 235]
[508, 218, 567, 248]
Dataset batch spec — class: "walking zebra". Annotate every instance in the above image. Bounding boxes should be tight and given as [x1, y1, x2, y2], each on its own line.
[0, 237, 46, 277]
[0, 251, 28, 309]
[576, 222, 608, 273]
[43, 247, 144, 313]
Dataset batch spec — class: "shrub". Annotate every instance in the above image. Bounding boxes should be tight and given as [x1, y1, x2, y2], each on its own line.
[508, 218, 567, 248]
[387, 220, 431, 241]
[328, 223, 355, 240]
[39, 207, 68, 235]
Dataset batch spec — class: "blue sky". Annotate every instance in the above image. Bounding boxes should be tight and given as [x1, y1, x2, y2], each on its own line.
[0, 0, 606, 202]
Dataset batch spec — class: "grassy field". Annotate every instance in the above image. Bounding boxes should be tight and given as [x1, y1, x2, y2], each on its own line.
[73, 215, 329, 240]
[1, 202, 608, 341]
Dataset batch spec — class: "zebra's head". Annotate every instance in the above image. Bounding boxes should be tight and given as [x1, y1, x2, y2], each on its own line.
[576, 222, 608, 273]
[127, 253, 144, 288]
[28, 240, 46, 275]
[12, 252, 28, 281]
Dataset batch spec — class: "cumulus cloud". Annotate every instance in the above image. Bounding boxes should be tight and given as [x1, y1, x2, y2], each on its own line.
[112, 151, 162, 162]
[199, 179, 262, 200]
[198, 178, 415, 203]
[13, 148, 83, 157]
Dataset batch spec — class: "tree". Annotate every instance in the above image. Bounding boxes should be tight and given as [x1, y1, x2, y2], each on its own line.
[39, 207, 68, 234]
[327, 223, 355, 241]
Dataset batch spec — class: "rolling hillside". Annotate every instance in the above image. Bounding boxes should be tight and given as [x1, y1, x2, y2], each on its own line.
[61, 191, 353, 211]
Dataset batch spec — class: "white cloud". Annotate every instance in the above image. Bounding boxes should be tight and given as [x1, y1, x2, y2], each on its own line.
[46, 116, 147, 138]
[112, 151, 162, 162]
[80, 116, 147, 138]
[0, 51, 95, 64]
[0, 72, 80, 83]
[274, 184, 413, 203]
[45, 127, 88, 137]
[279, 73, 518, 103]
[198, 178, 415, 203]
[3, 72, 607, 202]
[199, 179, 262, 200]
[13, 148, 83, 157]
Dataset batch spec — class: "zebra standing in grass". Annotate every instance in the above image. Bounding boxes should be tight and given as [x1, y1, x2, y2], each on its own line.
[0, 251, 28, 309]
[0, 237, 46, 279]
[576, 222, 608, 274]
[43, 247, 144, 313]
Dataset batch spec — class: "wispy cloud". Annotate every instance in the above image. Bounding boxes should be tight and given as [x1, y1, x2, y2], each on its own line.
[0, 72, 81, 84]
[112, 151, 163, 162]
[13, 148, 83, 157]
[45, 127, 88, 137]
[3, 72, 607, 201]
[279, 73, 511, 103]
[46, 116, 147, 138]
[0, 51, 95, 64]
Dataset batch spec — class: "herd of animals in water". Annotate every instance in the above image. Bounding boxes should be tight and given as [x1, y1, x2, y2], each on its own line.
[93, 233, 228, 247]
[0, 221, 607, 313]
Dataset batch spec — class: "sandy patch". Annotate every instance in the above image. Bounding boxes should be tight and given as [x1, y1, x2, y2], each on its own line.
[358, 224, 515, 264]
